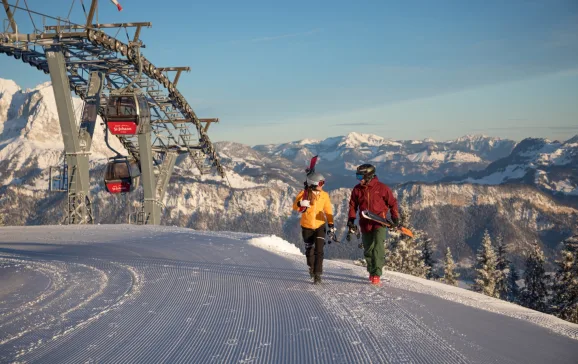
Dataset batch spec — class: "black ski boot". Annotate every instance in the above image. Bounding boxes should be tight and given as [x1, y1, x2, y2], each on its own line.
[309, 267, 314, 278]
[313, 274, 322, 285]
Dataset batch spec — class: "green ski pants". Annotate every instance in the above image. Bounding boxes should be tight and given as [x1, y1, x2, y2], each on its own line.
[362, 227, 387, 277]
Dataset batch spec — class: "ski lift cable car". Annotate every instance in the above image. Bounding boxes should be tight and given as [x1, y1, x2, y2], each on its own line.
[104, 156, 141, 194]
[102, 117, 142, 194]
[105, 90, 151, 135]
[105, 42, 150, 136]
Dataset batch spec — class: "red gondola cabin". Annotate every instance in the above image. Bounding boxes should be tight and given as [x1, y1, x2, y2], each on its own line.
[104, 157, 141, 194]
[105, 92, 150, 135]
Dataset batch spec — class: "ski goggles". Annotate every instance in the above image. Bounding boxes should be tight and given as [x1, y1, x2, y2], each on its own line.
[356, 173, 364, 181]
[311, 180, 325, 187]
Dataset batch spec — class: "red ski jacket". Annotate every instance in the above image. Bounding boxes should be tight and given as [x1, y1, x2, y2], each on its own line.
[348, 176, 399, 233]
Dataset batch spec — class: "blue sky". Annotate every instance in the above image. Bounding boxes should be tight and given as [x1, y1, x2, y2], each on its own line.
[1, 0, 577, 145]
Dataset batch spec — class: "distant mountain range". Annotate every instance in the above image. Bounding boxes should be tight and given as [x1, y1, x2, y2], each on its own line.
[254, 132, 518, 189]
[1, 78, 577, 268]
[443, 137, 578, 200]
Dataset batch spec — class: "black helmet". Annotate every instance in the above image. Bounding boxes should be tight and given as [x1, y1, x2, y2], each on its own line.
[356, 164, 375, 181]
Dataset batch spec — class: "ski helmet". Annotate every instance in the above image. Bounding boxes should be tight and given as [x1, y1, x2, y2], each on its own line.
[356, 164, 375, 181]
[306, 172, 325, 187]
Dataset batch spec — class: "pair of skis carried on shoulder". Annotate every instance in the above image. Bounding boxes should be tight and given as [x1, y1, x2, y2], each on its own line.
[297, 155, 319, 213]
[360, 210, 414, 238]
[347, 211, 414, 249]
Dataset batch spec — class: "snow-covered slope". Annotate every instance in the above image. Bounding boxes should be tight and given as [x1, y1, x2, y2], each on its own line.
[1, 225, 577, 363]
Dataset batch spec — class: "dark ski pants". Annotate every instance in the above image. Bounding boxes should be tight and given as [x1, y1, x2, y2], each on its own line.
[362, 227, 387, 277]
[302, 225, 326, 275]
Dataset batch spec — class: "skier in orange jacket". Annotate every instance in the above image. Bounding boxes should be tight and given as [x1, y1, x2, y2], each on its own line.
[293, 172, 334, 284]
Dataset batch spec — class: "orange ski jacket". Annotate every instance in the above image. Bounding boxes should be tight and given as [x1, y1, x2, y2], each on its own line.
[293, 189, 334, 230]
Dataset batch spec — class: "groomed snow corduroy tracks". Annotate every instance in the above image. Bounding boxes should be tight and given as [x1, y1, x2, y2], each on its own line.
[1, 225, 577, 363]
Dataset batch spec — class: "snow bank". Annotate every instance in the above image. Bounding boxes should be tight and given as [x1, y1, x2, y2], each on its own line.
[383, 270, 578, 340]
[247, 235, 303, 256]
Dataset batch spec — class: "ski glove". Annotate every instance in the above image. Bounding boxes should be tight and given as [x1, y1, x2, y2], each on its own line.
[347, 218, 356, 230]
[299, 200, 310, 207]
[391, 217, 400, 227]
[326, 224, 337, 244]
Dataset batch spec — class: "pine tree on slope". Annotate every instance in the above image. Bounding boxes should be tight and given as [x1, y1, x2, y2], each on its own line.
[386, 195, 428, 278]
[495, 238, 511, 300]
[443, 247, 459, 286]
[387, 233, 429, 278]
[519, 243, 549, 312]
[550, 236, 578, 323]
[506, 263, 520, 303]
[398, 194, 412, 229]
[472, 230, 498, 298]
[422, 235, 437, 280]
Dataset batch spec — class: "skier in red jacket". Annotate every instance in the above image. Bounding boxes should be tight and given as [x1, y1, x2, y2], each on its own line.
[348, 164, 400, 285]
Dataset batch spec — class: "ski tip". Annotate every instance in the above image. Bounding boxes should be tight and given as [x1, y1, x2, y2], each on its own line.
[400, 227, 414, 238]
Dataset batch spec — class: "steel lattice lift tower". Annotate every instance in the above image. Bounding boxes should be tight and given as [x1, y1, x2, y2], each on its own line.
[1, 0, 225, 225]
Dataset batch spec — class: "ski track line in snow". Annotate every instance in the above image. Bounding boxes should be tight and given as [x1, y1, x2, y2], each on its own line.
[15, 261, 139, 361]
[0, 253, 142, 362]
[13, 242, 394, 363]
[2, 225, 578, 363]
[31, 263, 143, 363]
[0, 258, 62, 325]
[0, 257, 101, 346]
[283, 255, 471, 364]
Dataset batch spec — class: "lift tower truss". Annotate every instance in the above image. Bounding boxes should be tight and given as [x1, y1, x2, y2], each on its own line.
[1, 0, 225, 224]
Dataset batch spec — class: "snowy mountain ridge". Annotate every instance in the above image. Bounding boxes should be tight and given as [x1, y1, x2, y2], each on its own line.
[254, 130, 518, 187]
[447, 137, 578, 196]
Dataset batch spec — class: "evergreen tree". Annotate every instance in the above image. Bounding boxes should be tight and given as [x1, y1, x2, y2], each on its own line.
[422, 235, 437, 279]
[398, 194, 413, 229]
[443, 247, 459, 286]
[409, 231, 429, 278]
[472, 230, 498, 297]
[383, 233, 397, 270]
[386, 234, 429, 278]
[506, 263, 520, 303]
[550, 236, 578, 323]
[384, 196, 428, 278]
[519, 243, 549, 312]
[495, 237, 511, 300]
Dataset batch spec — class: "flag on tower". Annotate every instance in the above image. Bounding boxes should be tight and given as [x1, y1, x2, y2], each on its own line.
[111, 0, 123, 11]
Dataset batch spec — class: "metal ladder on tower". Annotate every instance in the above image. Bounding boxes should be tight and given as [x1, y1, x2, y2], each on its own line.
[66, 162, 94, 224]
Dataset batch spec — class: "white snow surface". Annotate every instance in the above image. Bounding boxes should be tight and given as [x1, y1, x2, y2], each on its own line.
[519, 141, 575, 166]
[247, 235, 302, 256]
[464, 165, 528, 185]
[1, 225, 577, 364]
[406, 150, 482, 164]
